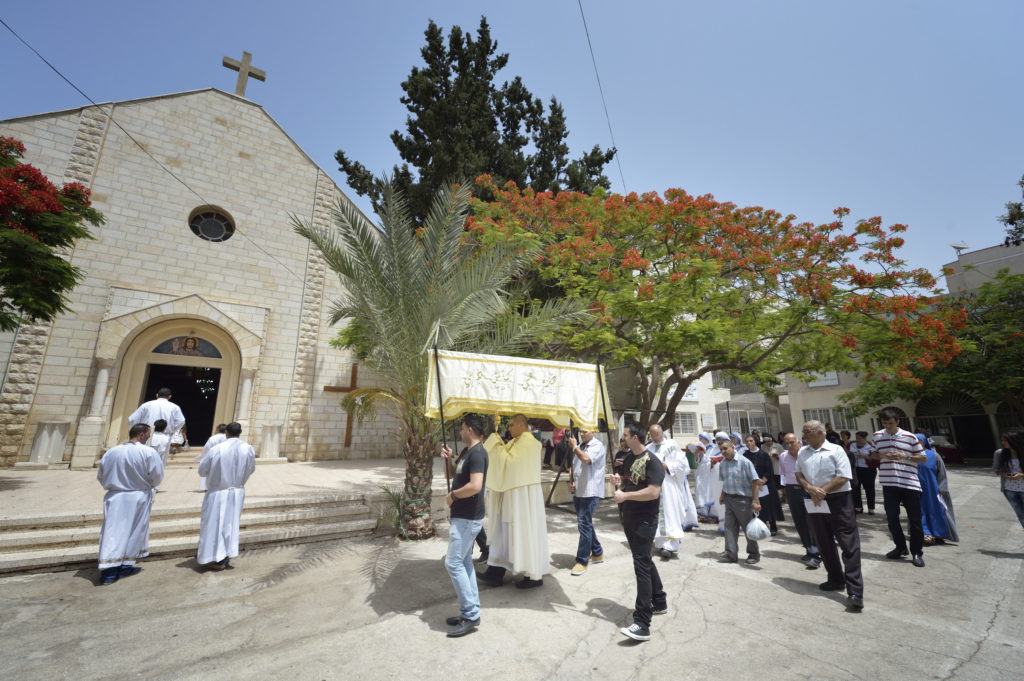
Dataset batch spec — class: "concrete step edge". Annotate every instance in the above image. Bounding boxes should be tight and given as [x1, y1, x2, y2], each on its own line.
[0, 505, 374, 550]
[0, 518, 379, 574]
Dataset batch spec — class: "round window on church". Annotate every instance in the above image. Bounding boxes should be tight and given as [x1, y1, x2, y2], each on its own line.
[188, 206, 235, 242]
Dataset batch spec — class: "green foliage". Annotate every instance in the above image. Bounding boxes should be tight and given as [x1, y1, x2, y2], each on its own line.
[335, 17, 615, 225]
[999, 173, 1024, 241]
[844, 270, 1024, 422]
[375, 484, 408, 540]
[293, 180, 587, 537]
[471, 182, 962, 429]
[0, 137, 103, 331]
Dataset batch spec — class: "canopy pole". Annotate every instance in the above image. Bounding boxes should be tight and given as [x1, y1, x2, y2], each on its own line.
[433, 346, 451, 494]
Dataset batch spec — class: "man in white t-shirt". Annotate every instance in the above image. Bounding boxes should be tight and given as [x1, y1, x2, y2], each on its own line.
[567, 429, 607, 576]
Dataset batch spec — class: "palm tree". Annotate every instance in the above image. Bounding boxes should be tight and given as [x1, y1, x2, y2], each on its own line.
[293, 181, 584, 538]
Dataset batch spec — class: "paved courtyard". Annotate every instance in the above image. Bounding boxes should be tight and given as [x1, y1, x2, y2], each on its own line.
[1, 466, 1021, 681]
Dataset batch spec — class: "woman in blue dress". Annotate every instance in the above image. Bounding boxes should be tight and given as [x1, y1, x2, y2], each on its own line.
[916, 433, 959, 544]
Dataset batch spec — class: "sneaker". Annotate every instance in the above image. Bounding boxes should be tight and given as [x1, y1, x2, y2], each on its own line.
[589, 553, 604, 564]
[446, 618, 479, 637]
[805, 557, 821, 569]
[445, 615, 480, 626]
[620, 623, 651, 641]
[744, 555, 760, 564]
[717, 552, 738, 563]
[571, 563, 587, 576]
[885, 547, 909, 560]
[652, 604, 668, 615]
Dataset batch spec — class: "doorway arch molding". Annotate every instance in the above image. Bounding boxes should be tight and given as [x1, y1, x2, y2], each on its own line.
[98, 294, 263, 445]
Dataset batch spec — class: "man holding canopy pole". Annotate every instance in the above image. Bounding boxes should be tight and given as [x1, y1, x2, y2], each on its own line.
[479, 414, 550, 588]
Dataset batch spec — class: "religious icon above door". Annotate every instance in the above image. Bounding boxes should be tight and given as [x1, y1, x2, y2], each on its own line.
[152, 336, 222, 358]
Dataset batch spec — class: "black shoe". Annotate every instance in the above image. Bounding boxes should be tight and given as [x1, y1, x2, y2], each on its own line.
[100, 567, 119, 585]
[744, 555, 760, 564]
[445, 615, 479, 626]
[446, 618, 479, 637]
[806, 557, 822, 570]
[847, 594, 864, 610]
[118, 565, 142, 579]
[717, 552, 738, 563]
[912, 554, 925, 567]
[620, 623, 651, 641]
[477, 566, 505, 587]
[819, 581, 845, 591]
[652, 604, 668, 615]
[515, 577, 543, 589]
[885, 547, 909, 560]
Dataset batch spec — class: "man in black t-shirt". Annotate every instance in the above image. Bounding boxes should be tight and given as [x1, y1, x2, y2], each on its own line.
[440, 414, 489, 638]
[612, 422, 666, 642]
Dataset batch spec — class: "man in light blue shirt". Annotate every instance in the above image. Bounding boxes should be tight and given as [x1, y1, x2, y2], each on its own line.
[717, 439, 763, 564]
[568, 429, 607, 576]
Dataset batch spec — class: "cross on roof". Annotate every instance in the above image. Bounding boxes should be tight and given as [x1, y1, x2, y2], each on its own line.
[222, 51, 266, 97]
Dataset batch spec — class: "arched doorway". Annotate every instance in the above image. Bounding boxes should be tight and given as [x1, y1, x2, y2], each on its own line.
[107, 320, 240, 446]
[915, 391, 995, 457]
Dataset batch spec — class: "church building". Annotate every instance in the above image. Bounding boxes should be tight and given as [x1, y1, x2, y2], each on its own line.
[0, 60, 396, 469]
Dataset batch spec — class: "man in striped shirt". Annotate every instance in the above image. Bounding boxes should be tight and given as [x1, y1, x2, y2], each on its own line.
[870, 408, 927, 567]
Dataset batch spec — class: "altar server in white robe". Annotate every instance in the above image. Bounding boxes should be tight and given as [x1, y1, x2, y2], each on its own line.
[197, 422, 255, 570]
[150, 419, 172, 467]
[97, 423, 164, 585]
[194, 423, 227, 491]
[128, 387, 186, 445]
[480, 414, 549, 588]
[647, 425, 698, 557]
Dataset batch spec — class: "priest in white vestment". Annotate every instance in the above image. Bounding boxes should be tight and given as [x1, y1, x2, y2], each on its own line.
[647, 425, 698, 557]
[194, 424, 227, 491]
[128, 387, 186, 446]
[97, 423, 164, 585]
[480, 414, 549, 588]
[197, 422, 256, 569]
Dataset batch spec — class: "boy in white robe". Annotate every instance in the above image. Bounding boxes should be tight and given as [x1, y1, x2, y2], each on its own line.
[647, 425, 698, 557]
[197, 422, 256, 570]
[97, 424, 164, 585]
[150, 419, 172, 467]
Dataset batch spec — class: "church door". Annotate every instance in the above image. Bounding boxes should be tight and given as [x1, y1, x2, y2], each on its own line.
[108, 321, 240, 447]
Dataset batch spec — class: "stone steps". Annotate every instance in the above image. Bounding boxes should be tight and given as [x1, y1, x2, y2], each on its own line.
[0, 493, 379, 574]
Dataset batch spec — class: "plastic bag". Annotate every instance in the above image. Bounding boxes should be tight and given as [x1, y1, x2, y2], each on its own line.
[745, 516, 771, 541]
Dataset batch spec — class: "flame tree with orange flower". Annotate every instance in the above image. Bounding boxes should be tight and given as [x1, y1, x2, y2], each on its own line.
[469, 176, 964, 429]
[1, 137, 103, 332]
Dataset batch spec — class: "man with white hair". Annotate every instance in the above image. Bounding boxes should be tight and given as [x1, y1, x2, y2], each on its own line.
[795, 420, 863, 609]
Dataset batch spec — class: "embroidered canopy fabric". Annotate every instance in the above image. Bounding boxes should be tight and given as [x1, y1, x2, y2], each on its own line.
[424, 349, 615, 431]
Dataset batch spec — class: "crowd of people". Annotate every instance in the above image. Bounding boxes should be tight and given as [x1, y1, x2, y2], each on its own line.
[436, 407, 1021, 642]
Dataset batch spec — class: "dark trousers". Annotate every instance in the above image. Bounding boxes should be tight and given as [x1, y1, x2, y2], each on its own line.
[785, 485, 818, 555]
[883, 485, 924, 555]
[807, 491, 863, 597]
[475, 527, 487, 553]
[853, 467, 877, 511]
[622, 514, 665, 627]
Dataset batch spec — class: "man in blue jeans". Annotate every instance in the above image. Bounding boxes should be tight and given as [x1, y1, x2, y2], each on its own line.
[440, 414, 489, 637]
[567, 428, 606, 576]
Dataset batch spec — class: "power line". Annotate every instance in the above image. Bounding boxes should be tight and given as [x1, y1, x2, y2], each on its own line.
[0, 17, 304, 283]
[576, 0, 627, 194]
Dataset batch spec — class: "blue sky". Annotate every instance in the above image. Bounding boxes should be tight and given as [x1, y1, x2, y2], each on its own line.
[2, 1, 1022, 284]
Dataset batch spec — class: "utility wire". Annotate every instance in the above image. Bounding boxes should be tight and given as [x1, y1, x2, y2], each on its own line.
[0, 17, 304, 283]
[576, 0, 627, 194]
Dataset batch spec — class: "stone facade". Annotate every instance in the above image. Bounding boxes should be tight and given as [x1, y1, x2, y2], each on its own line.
[0, 89, 399, 467]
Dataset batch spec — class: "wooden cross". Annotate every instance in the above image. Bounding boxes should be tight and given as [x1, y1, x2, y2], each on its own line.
[222, 51, 266, 97]
[323, 364, 359, 447]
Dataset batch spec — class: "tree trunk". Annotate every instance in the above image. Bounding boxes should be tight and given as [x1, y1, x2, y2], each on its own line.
[402, 433, 436, 539]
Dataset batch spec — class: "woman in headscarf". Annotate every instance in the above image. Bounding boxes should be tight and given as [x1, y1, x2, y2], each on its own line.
[916, 433, 959, 544]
